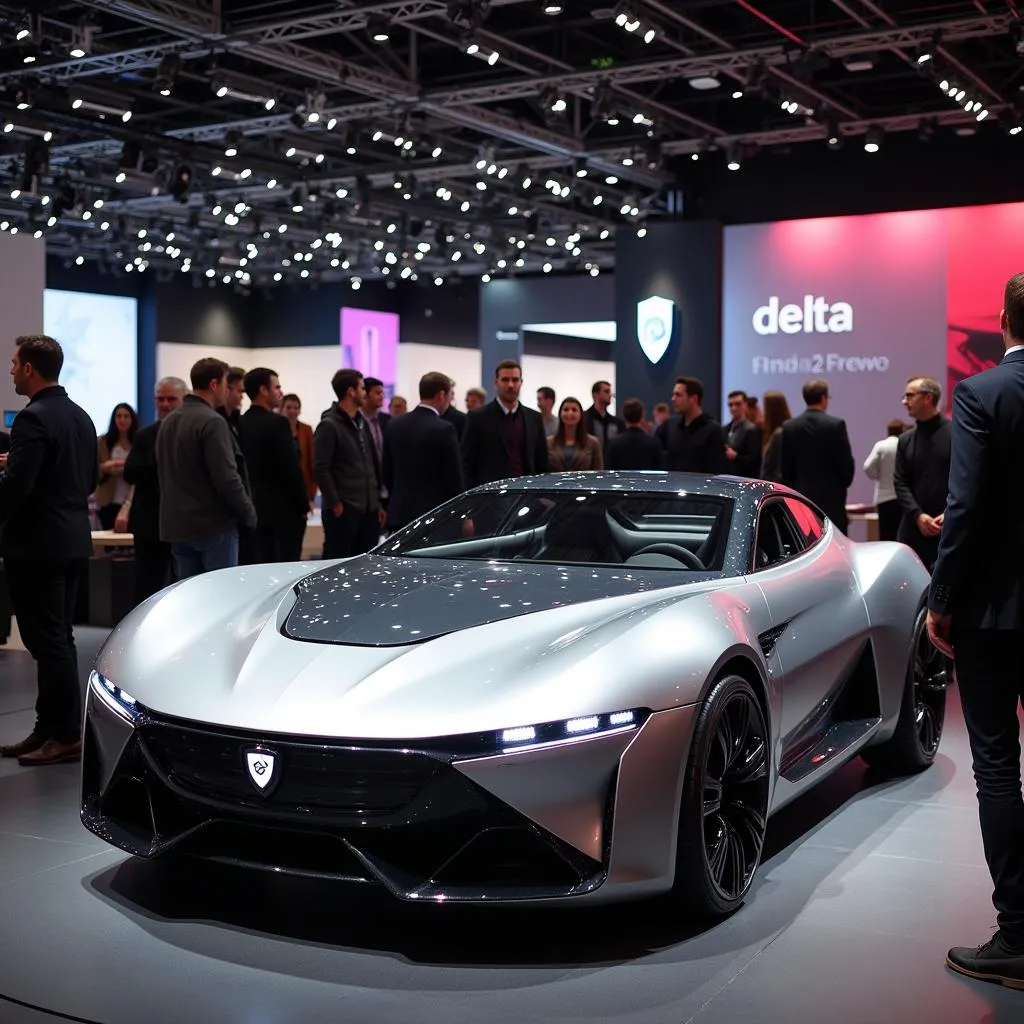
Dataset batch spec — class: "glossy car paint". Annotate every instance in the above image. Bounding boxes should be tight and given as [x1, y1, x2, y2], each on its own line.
[84, 472, 932, 904]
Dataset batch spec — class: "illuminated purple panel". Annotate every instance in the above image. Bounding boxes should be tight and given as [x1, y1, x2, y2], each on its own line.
[340, 307, 399, 392]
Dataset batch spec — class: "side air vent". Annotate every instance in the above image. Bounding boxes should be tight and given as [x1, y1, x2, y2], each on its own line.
[758, 623, 789, 658]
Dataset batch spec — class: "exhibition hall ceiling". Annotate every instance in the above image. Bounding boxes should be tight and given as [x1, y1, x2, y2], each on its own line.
[0, 0, 1019, 290]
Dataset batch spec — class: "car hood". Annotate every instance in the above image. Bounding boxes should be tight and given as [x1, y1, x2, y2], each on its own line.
[95, 560, 749, 738]
[283, 554, 721, 645]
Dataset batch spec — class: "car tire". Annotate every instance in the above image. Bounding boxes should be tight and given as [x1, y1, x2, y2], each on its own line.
[861, 606, 947, 776]
[673, 673, 771, 918]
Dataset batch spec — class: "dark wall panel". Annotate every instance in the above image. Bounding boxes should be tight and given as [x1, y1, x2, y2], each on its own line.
[156, 279, 252, 349]
[614, 221, 723, 415]
[479, 274, 614, 390]
[249, 280, 397, 349]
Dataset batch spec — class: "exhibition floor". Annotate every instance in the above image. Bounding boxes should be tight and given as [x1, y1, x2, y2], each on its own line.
[0, 630, 1019, 1024]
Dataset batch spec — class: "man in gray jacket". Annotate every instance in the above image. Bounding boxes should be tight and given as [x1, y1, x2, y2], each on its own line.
[156, 357, 257, 578]
[314, 368, 383, 559]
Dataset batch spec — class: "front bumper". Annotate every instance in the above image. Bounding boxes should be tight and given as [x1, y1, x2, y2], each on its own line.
[81, 684, 698, 904]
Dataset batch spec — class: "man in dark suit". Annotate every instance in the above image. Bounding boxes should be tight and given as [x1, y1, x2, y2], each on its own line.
[607, 398, 665, 470]
[462, 359, 549, 487]
[238, 368, 310, 562]
[0, 335, 98, 766]
[725, 389, 763, 477]
[383, 372, 465, 531]
[928, 272, 1024, 988]
[123, 376, 186, 604]
[780, 379, 855, 533]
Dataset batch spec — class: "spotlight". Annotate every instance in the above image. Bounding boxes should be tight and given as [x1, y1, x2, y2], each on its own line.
[863, 125, 883, 153]
[368, 15, 390, 42]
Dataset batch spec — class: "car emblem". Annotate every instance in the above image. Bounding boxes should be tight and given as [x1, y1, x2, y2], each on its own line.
[636, 294, 675, 364]
[244, 746, 278, 795]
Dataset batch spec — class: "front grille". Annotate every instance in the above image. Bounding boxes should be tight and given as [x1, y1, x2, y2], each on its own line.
[137, 721, 442, 818]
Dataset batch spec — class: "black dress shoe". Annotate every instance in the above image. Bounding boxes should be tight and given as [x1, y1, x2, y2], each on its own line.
[947, 933, 1024, 989]
[0, 732, 46, 758]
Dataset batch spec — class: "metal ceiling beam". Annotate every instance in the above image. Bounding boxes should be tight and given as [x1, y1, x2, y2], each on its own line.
[16, 0, 535, 85]
[652, 104, 1011, 155]
[422, 13, 1013, 106]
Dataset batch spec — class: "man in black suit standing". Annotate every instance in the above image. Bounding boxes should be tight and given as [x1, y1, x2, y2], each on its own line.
[780, 379, 855, 533]
[123, 375, 186, 604]
[0, 335, 98, 766]
[383, 372, 465, 532]
[239, 367, 310, 562]
[607, 399, 664, 470]
[928, 272, 1024, 988]
[725, 389, 763, 477]
[461, 359, 549, 487]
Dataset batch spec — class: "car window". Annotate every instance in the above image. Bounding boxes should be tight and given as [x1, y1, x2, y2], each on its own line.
[783, 498, 824, 547]
[381, 490, 735, 572]
[753, 501, 804, 570]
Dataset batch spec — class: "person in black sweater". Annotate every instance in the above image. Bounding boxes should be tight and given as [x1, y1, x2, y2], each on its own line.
[0, 335, 98, 766]
[607, 398, 665, 470]
[661, 376, 728, 475]
[894, 375, 952, 571]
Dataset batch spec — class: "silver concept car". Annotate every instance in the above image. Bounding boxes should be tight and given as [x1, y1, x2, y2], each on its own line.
[82, 473, 945, 915]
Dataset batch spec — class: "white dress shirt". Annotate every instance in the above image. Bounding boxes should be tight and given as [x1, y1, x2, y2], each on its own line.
[863, 434, 899, 505]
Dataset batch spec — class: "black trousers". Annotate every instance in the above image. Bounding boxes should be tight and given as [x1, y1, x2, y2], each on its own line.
[877, 499, 901, 542]
[4, 557, 86, 743]
[322, 508, 379, 559]
[954, 627, 1024, 947]
[257, 519, 307, 563]
[134, 537, 172, 605]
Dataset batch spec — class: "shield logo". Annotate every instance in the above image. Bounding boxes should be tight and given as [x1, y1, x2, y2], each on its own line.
[636, 295, 675, 364]
[244, 747, 278, 794]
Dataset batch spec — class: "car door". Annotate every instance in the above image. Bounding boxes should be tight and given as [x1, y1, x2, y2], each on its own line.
[751, 497, 870, 750]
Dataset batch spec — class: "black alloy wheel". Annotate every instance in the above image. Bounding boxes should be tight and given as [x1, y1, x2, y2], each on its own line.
[675, 674, 771, 917]
[861, 605, 947, 775]
[912, 614, 947, 758]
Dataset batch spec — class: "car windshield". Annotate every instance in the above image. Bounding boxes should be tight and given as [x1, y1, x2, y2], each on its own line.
[380, 490, 733, 571]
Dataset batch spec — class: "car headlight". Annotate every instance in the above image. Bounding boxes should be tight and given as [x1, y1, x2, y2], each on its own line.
[89, 670, 141, 724]
[497, 709, 646, 751]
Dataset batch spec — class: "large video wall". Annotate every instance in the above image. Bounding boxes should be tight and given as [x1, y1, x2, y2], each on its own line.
[43, 288, 138, 434]
[722, 202, 1021, 504]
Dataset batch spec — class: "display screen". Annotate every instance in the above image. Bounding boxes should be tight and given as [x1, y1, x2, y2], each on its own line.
[340, 307, 399, 396]
[722, 202, 1019, 504]
[43, 289, 138, 433]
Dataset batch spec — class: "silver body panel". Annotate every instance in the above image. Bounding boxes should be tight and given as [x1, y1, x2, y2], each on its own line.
[83, 472, 931, 904]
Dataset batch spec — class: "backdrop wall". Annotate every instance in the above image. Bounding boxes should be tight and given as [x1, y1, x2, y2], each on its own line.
[521, 354, 616, 413]
[1, 233, 46, 422]
[721, 200, 1024, 504]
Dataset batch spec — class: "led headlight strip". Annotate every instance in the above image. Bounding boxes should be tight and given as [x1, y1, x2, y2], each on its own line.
[497, 709, 644, 750]
[89, 670, 141, 723]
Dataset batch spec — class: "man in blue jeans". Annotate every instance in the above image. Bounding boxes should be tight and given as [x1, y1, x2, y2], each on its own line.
[156, 357, 256, 579]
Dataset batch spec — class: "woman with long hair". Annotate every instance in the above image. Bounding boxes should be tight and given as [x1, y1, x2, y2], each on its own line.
[547, 396, 604, 471]
[760, 390, 791, 481]
[280, 392, 317, 506]
[96, 402, 139, 531]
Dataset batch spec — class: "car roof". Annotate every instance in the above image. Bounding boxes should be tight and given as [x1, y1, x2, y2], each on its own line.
[470, 471, 797, 504]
